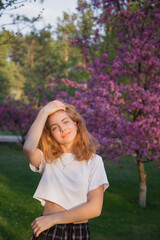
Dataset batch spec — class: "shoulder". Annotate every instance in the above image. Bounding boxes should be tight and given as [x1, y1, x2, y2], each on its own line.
[88, 154, 103, 164]
[87, 153, 109, 192]
[87, 154, 104, 169]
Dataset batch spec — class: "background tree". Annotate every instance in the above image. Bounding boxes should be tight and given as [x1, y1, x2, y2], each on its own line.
[60, 0, 160, 208]
[1, 0, 159, 209]
[0, 30, 26, 101]
[0, 31, 10, 101]
[0, 96, 38, 144]
[0, 78, 59, 143]
[0, 8, 93, 102]
[55, 10, 92, 95]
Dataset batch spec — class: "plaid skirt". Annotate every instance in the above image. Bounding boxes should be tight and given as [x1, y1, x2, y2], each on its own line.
[31, 222, 90, 240]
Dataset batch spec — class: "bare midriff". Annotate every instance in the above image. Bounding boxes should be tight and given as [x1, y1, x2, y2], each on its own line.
[43, 200, 88, 224]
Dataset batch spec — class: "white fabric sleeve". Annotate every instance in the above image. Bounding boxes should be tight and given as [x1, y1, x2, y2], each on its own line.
[88, 155, 109, 192]
[29, 150, 46, 174]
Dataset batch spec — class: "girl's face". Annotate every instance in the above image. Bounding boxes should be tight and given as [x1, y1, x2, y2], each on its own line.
[48, 110, 77, 152]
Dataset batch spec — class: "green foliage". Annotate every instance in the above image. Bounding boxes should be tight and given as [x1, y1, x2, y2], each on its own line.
[0, 2, 100, 102]
[77, 0, 95, 40]
[0, 72, 10, 102]
[0, 145, 160, 240]
[0, 0, 133, 103]
[0, 9, 92, 101]
[56, 12, 78, 40]
[0, 33, 10, 101]
[55, 10, 90, 82]
[0, 31, 25, 102]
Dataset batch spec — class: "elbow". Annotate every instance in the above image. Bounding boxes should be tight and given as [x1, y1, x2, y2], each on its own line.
[23, 144, 27, 154]
[95, 208, 102, 217]
[91, 205, 102, 218]
[89, 199, 103, 218]
[23, 144, 29, 154]
[23, 143, 34, 155]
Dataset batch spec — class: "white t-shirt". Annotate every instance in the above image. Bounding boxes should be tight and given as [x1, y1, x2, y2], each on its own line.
[30, 152, 109, 210]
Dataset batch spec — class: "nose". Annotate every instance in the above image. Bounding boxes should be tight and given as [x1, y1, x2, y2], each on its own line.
[60, 124, 67, 132]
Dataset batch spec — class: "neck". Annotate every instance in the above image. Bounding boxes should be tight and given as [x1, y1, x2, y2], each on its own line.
[60, 144, 72, 153]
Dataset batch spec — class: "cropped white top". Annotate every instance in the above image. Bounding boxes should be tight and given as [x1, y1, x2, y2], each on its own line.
[30, 152, 109, 210]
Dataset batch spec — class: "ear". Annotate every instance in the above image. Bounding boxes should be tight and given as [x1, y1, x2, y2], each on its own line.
[75, 121, 78, 131]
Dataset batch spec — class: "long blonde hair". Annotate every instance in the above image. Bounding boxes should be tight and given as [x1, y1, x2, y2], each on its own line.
[39, 103, 100, 163]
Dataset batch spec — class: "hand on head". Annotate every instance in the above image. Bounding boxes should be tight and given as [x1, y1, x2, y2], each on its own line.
[42, 100, 66, 116]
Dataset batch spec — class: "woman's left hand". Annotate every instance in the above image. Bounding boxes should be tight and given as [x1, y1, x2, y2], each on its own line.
[31, 215, 55, 237]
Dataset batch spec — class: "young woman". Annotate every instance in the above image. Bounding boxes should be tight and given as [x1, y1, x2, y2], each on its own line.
[23, 100, 109, 240]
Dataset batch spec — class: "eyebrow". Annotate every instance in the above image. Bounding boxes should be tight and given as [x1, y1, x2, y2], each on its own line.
[49, 117, 69, 128]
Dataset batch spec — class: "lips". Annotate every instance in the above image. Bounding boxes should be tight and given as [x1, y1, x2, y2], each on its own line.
[62, 132, 71, 138]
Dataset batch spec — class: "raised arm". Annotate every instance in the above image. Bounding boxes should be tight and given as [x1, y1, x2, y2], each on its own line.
[31, 185, 104, 237]
[23, 100, 65, 168]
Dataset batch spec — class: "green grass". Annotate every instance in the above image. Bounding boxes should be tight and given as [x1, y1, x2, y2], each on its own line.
[0, 144, 160, 240]
[0, 130, 13, 135]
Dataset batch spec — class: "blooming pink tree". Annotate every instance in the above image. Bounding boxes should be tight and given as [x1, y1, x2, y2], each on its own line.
[0, 0, 159, 208]
[0, 78, 59, 144]
[59, 0, 160, 207]
[0, 96, 38, 144]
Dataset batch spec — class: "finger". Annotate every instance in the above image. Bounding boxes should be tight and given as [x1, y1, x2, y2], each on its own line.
[56, 104, 66, 109]
[53, 100, 64, 106]
[56, 101, 66, 108]
[31, 221, 36, 229]
[31, 223, 34, 230]
[35, 227, 42, 237]
[59, 106, 66, 110]
[48, 107, 66, 116]
[33, 227, 37, 234]
[50, 101, 65, 108]
[55, 100, 64, 104]
[31, 220, 38, 232]
[31, 225, 37, 233]
[33, 224, 41, 235]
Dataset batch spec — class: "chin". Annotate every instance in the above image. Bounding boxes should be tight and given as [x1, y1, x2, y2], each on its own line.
[62, 136, 76, 145]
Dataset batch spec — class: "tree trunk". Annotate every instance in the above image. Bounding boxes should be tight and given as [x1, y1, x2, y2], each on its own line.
[137, 160, 147, 208]
[64, 35, 69, 78]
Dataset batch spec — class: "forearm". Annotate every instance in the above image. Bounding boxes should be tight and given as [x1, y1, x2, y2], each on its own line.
[31, 186, 104, 237]
[23, 109, 48, 153]
[53, 202, 101, 225]
[31, 203, 97, 237]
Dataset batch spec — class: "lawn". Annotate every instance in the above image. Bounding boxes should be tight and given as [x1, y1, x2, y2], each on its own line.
[0, 144, 160, 240]
[0, 131, 14, 136]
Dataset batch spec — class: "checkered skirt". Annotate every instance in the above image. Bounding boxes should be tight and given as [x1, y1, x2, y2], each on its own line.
[31, 222, 90, 240]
